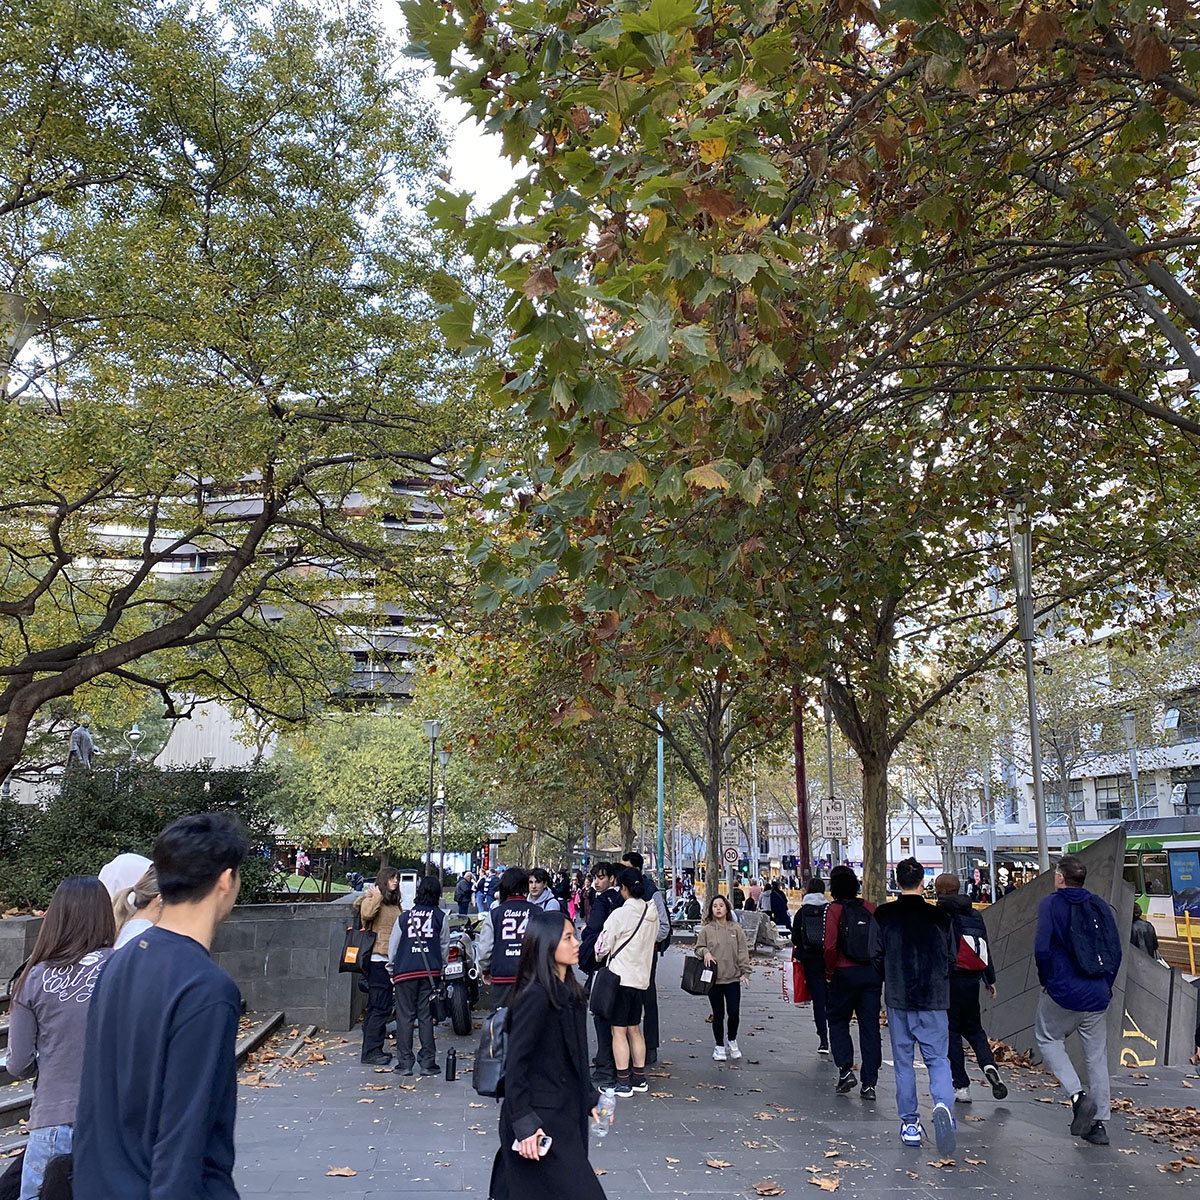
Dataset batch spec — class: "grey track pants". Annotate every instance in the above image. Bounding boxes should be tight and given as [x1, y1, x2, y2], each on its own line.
[1033, 992, 1111, 1121]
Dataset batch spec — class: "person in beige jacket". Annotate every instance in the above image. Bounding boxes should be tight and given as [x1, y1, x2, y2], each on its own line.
[354, 868, 404, 1064]
[596, 868, 659, 1096]
[694, 894, 751, 1061]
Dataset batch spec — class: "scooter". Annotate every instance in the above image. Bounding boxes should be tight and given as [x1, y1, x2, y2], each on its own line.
[443, 916, 482, 1035]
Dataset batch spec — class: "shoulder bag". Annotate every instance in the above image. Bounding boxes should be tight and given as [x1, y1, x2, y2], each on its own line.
[339, 916, 376, 974]
[589, 903, 649, 1021]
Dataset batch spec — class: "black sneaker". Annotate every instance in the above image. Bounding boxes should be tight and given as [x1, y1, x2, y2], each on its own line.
[1083, 1121, 1109, 1146]
[836, 1069, 857, 1094]
[592, 1074, 617, 1091]
[614, 1080, 634, 1098]
[984, 1063, 1008, 1100]
[417, 1062, 439, 1076]
[361, 1051, 391, 1066]
[393, 1064, 414, 1076]
[817, 1043, 831, 1055]
[860, 1085, 876, 1101]
[630, 1076, 649, 1093]
[1070, 1091, 1098, 1137]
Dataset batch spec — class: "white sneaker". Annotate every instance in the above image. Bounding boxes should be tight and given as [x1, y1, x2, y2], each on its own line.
[713, 1045, 727, 1061]
[726, 1039, 742, 1059]
[954, 1086, 971, 1103]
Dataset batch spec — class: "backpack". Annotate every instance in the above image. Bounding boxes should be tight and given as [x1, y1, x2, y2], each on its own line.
[798, 904, 827, 954]
[955, 928, 990, 972]
[472, 1006, 508, 1098]
[1066, 894, 1121, 979]
[838, 899, 880, 964]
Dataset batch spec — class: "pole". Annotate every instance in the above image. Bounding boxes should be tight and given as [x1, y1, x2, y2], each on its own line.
[750, 751, 759, 882]
[1022, 639, 1051, 871]
[793, 684, 812, 886]
[982, 772, 996, 897]
[426, 739, 436, 875]
[724, 706, 734, 895]
[823, 689, 840, 865]
[657, 704, 665, 888]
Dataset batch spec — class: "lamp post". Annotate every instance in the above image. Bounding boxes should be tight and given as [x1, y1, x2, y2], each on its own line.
[1, 292, 49, 394]
[1121, 711, 1143, 820]
[421, 718, 442, 876]
[124, 722, 144, 764]
[1008, 499, 1050, 873]
[437, 747, 451, 881]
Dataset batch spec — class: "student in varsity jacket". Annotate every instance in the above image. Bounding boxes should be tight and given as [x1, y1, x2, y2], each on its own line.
[387, 875, 451, 1076]
[477, 866, 534, 1009]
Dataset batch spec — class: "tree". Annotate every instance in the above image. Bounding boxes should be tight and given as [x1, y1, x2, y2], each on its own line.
[0, 0, 476, 777]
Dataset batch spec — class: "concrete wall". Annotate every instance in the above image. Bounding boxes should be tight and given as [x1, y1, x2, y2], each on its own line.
[2, 896, 359, 1032]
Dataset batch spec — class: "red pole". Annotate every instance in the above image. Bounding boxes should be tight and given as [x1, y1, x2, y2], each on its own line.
[793, 685, 811, 886]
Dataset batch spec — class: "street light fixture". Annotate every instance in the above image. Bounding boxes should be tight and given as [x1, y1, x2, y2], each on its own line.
[1007, 498, 1050, 872]
[421, 719, 442, 876]
[437, 747, 452, 882]
[1121, 711, 1143, 820]
[124, 722, 144, 764]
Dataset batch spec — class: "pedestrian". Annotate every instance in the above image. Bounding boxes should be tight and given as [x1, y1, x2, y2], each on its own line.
[748, 877, 764, 909]
[355, 867, 404, 1065]
[528, 867, 562, 912]
[1131, 903, 1159, 958]
[477, 866, 535, 1009]
[112, 865, 163, 949]
[933, 873, 1007, 1103]
[580, 863, 623, 1088]
[792, 877, 830, 1054]
[1033, 853, 1121, 1146]
[596, 867, 659, 1097]
[74, 812, 247, 1200]
[620, 851, 670, 1064]
[685, 892, 701, 920]
[387, 874, 450, 1077]
[767, 880, 790, 927]
[454, 871, 475, 916]
[876, 857, 957, 1153]
[965, 869, 985, 903]
[823, 866, 882, 1097]
[731, 881, 746, 910]
[8, 877, 115, 1200]
[487, 910, 606, 1200]
[694, 894, 751, 1062]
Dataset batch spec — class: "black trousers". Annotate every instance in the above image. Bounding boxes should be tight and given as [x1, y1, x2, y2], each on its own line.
[708, 981, 742, 1042]
[642, 951, 660, 1056]
[947, 973, 996, 1088]
[394, 977, 436, 1070]
[798, 953, 828, 1046]
[826, 964, 882, 1086]
[361, 959, 395, 1059]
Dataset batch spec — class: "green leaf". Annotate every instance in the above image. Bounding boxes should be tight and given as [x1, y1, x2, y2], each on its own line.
[620, 0, 700, 35]
[748, 29, 792, 75]
[878, 0, 944, 21]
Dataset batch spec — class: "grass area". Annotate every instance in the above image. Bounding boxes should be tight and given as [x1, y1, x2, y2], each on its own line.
[275, 873, 352, 894]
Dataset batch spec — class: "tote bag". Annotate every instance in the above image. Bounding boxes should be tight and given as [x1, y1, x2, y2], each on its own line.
[339, 926, 376, 974]
[680, 955, 715, 996]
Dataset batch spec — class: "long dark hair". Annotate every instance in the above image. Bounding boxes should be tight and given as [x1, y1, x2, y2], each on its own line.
[510, 909, 584, 1011]
[17, 876, 115, 997]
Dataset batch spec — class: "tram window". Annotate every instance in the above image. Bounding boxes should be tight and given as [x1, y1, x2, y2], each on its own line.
[1123, 854, 1141, 893]
[1142, 852, 1170, 896]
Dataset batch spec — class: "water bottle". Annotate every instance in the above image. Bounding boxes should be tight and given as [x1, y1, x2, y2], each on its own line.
[592, 1090, 617, 1140]
[445, 1048, 457, 1081]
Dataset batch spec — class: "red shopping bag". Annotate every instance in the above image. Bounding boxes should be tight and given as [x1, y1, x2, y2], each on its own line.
[792, 961, 810, 1004]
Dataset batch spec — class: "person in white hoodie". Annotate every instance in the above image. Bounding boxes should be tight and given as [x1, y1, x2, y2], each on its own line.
[791, 878, 830, 1054]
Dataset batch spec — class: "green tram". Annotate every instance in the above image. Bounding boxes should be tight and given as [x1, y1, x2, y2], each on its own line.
[1068, 815, 1200, 927]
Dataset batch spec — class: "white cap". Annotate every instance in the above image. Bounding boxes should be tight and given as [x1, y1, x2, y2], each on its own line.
[98, 852, 152, 899]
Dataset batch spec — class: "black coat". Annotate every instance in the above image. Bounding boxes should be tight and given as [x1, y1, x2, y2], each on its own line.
[491, 979, 605, 1200]
[936, 892, 997, 986]
[875, 894, 954, 1011]
[579, 887, 622, 973]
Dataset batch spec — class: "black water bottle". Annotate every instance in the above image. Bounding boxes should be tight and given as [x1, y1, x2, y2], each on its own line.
[445, 1048, 457, 1082]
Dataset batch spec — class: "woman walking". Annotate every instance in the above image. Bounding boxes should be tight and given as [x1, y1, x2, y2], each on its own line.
[490, 909, 606, 1200]
[596, 867, 659, 1096]
[7, 876, 115, 1200]
[694, 894, 751, 1061]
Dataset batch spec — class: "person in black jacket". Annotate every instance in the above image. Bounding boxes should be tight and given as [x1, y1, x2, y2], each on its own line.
[478, 867, 535, 1009]
[489, 909, 606, 1200]
[933, 874, 1007, 1103]
[387, 874, 451, 1077]
[580, 862, 623, 1088]
[1131, 903, 1159, 958]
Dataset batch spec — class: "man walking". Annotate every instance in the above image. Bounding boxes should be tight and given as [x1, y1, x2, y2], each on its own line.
[622, 851, 669, 1064]
[876, 858, 957, 1153]
[580, 862, 623, 1088]
[1034, 854, 1121, 1146]
[75, 813, 247, 1200]
[933, 873, 1007, 1103]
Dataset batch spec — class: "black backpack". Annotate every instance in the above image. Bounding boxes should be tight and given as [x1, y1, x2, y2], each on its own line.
[1066, 895, 1122, 979]
[838, 900, 880, 964]
[472, 1006, 508, 1098]
[798, 904, 827, 953]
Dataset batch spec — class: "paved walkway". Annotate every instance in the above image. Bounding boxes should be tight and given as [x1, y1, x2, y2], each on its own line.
[234, 946, 1200, 1198]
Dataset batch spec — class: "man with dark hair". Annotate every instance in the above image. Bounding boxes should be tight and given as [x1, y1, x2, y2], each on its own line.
[477, 866, 532, 1008]
[581, 863, 623, 1088]
[876, 858, 956, 1153]
[75, 813, 248, 1200]
[621, 850, 670, 1064]
[823, 866, 882, 1100]
[1034, 854, 1121, 1146]
[1131, 903, 1159, 958]
[528, 867, 561, 912]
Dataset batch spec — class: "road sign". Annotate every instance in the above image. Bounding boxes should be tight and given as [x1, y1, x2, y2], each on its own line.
[823, 795, 847, 841]
[722, 846, 739, 866]
[720, 816, 740, 851]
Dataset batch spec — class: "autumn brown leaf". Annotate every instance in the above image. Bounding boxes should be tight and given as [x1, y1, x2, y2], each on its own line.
[1022, 11, 1062, 49]
[706, 1159, 732, 1168]
[694, 189, 741, 221]
[1128, 26, 1170, 79]
[523, 265, 559, 299]
[810, 1178, 839, 1192]
[980, 48, 1018, 88]
[326, 1166, 357, 1177]
[755, 1183, 787, 1196]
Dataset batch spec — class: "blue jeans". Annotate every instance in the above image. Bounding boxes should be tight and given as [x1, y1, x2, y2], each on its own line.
[21, 1123, 72, 1200]
[886, 1007, 954, 1122]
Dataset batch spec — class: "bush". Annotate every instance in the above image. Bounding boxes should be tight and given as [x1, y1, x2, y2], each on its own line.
[2, 765, 276, 909]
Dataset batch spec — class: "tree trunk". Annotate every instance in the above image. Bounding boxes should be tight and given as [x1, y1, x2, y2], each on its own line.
[617, 801, 635, 854]
[860, 751, 891, 903]
[378, 847, 390, 873]
[703, 776, 721, 898]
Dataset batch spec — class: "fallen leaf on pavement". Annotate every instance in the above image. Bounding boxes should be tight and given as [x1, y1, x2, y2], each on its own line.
[665, 1157, 679, 1164]
[964, 1157, 986, 1165]
[906, 1171, 919, 1179]
[706, 1159, 732, 1169]
[594, 1168, 607, 1175]
[810, 1178, 839, 1192]
[755, 1183, 787, 1196]
[928, 1159, 955, 1168]
[326, 1167, 357, 1177]
[1118, 1149, 1139, 1154]
[824, 1151, 839, 1158]
[652, 1092, 673, 1098]
[744, 1140, 762, 1148]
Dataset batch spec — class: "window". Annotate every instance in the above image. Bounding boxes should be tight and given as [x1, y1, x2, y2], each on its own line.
[1142, 852, 1170, 896]
[1170, 772, 1200, 815]
[1045, 782, 1084, 825]
[1122, 852, 1141, 893]
[1095, 775, 1134, 821]
[1168, 692, 1200, 743]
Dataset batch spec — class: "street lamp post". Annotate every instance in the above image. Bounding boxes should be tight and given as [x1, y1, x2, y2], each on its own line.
[437, 747, 451, 881]
[1008, 499, 1051, 873]
[421, 719, 442, 876]
[1121, 711, 1143, 820]
[124, 722, 144, 764]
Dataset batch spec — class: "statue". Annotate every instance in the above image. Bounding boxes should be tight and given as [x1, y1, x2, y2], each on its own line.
[67, 718, 96, 769]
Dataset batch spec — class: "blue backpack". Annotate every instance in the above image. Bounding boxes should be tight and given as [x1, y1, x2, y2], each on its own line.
[1066, 895, 1121, 979]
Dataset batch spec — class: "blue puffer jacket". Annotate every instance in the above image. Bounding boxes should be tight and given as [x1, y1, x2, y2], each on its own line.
[1034, 887, 1120, 1012]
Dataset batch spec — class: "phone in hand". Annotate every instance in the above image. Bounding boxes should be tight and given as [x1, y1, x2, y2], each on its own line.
[513, 1135, 553, 1156]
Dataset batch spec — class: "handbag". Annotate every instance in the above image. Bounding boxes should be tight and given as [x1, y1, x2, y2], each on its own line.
[420, 945, 451, 1023]
[339, 925, 376, 974]
[792, 960, 811, 1004]
[680, 954, 715, 996]
[589, 904, 649, 1021]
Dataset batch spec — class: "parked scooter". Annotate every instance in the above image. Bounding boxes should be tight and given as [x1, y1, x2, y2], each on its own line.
[443, 915, 482, 1035]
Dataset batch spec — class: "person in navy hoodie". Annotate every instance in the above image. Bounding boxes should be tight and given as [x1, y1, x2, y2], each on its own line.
[388, 874, 451, 1077]
[1034, 854, 1121, 1146]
